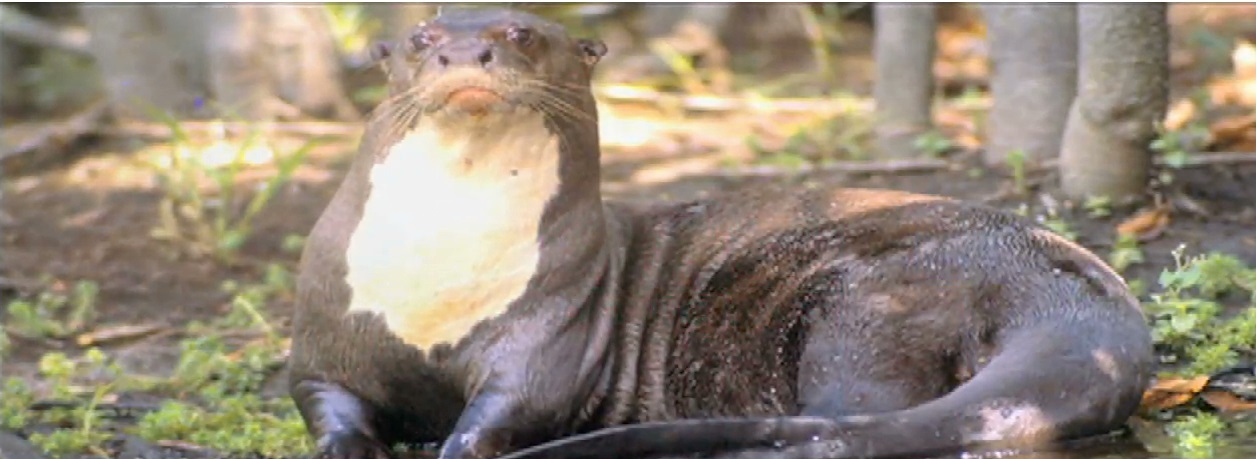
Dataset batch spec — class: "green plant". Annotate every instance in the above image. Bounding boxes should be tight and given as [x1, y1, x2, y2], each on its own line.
[1005, 149, 1028, 195]
[2, 265, 306, 455]
[912, 130, 955, 157]
[5, 281, 99, 340]
[1150, 89, 1212, 173]
[1151, 124, 1211, 170]
[648, 39, 709, 95]
[146, 115, 319, 264]
[1037, 211, 1078, 242]
[134, 397, 313, 457]
[19, 50, 101, 113]
[746, 112, 874, 167]
[0, 325, 9, 363]
[1109, 234, 1145, 274]
[1083, 195, 1113, 218]
[797, 4, 835, 84]
[324, 4, 382, 56]
[1168, 412, 1228, 459]
[0, 378, 34, 430]
[282, 234, 307, 254]
[1146, 247, 1256, 376]
[28, 385, 114, 457]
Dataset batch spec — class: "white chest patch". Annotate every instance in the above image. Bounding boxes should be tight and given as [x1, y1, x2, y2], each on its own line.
[343, 113, 561, 350]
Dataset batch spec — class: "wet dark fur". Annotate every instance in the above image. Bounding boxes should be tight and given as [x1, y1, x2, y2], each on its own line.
[289, 8, 1154, 459]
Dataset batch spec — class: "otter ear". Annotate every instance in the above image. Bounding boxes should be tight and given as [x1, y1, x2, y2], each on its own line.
[576, 38, 607, 66]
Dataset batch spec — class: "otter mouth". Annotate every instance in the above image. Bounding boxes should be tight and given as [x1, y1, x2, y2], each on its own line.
[443, 86, 507, 116]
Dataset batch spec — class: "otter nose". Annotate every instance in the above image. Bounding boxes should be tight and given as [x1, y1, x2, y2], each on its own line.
[435, 42, 494, 68]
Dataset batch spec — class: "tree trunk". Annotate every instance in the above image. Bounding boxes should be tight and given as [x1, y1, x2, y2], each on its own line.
[261, 5, 359, 120]
[370, 4, 436, 40]
[873, 4, 937, 158]
[1059, 4, 1169, 203]
[80, 4, 357, 122]
[200, 5, 274, 120]
[981, 5, 1077, 167]
[81, 4, 201, 121]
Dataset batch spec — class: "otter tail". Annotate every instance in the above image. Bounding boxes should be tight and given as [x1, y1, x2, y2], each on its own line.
[498, 317, 1153, 459]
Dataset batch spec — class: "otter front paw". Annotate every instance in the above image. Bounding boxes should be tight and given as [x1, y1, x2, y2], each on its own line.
[438, 430, 511, 459]
[316, 429, 395, 459]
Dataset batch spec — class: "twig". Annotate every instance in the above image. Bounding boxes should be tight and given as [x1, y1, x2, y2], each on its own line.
[154, 440, 213, 453]
[0, 5, 91, 56]
[75, 322, 170, 347]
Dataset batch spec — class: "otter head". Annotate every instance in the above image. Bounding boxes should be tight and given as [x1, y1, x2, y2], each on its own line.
[341, 10, 611, 351]
[371, 8, 607, 127]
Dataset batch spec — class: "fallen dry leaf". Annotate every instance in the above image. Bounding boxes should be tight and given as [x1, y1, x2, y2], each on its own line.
[1140, 375, 1210, 411]
[1117, 206, 1171, 240]
[1208, 113, 1257, 152]
[1200, 389, 1257, 412]
[1163, 98, 1199, 131]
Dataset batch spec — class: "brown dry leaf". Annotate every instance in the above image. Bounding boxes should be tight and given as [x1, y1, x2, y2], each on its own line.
[1117, 207, 1171, 240]
[1234, 41, 1255, 79]
[75, 322, 168, 347]
[1200, 389, 1257, 412]
[1207, 41, 1257, 109]
[1163, 98, 1199, 131]
[1208, 113, 1257, 152]
[1140, 375, 1210, 411]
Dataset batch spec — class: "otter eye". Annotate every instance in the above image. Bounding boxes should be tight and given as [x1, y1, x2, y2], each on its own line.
[506, 26, 533, 46]
[410, 29, 436, 52]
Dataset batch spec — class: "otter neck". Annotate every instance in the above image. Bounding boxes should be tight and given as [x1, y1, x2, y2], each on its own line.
[344, 107, 605, 350]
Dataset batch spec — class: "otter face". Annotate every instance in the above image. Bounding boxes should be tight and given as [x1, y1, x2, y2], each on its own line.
[372, 8, 607, 122]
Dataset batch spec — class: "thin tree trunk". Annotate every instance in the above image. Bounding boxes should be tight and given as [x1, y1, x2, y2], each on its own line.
[981, 5, 1077, 167]
[265, 6, 359, 120]
[81, 5, 199, 121]
[203, 5, 273, 121]
[81, 4, 357, 122]
[873, 4, 937, 158]
[371, 4, 437, 40]
[1059, 4, 1169, 203]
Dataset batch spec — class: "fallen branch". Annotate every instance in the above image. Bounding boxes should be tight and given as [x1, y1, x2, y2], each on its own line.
[595, 85, 872, 114]
[0, 276, 40, 293]
[1040, 152, 1254, 170]
[705, 157, 951, 179]
[102, 120, 364, 141]
[594, 84, 994, 115]
[0, 99, 108, 163]
[0, 5, 91, 56]
[28, 400, 162, 418]
[1155, 151, 1255, 167]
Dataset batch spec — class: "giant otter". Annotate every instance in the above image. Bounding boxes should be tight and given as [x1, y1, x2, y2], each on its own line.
[288, 7, 1153, 459]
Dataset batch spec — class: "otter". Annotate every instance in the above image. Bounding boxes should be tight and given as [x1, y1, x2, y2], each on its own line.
[288, 7, 1153, 459]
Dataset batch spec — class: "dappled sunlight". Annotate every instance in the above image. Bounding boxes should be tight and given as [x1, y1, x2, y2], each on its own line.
[595, 101, 673, 150]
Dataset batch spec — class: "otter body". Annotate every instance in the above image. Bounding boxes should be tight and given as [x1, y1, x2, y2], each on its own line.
[289, 8, 1153, 459]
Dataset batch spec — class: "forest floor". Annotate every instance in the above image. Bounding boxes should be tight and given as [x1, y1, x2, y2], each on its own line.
[0, 4, 1254, 459]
